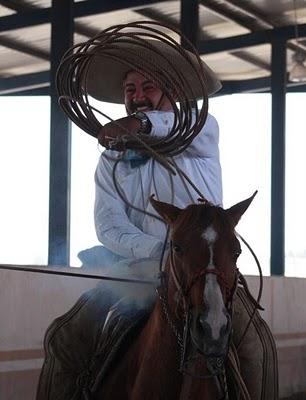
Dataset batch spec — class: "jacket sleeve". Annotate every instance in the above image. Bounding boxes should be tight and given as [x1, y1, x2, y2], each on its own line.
[146, 111, 219, 158]
[94, 153, 164, 259]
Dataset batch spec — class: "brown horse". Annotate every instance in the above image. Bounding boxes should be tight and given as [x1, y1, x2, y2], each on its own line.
[94, 193, 256, 400]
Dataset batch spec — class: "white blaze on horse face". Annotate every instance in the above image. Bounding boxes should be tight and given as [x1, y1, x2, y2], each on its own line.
[203, 275, 228, 340]
[202, 226, 228, 341]
[202, 226, 217, 267]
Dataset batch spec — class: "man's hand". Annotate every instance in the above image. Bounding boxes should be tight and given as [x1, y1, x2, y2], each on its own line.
[98, 116, 141, 151]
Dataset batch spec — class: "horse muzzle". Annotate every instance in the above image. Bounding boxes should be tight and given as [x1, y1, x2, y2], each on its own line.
[190, 309, 232, 361]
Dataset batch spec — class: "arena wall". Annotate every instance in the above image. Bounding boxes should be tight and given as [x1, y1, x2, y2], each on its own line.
[0, 267, 305, 399]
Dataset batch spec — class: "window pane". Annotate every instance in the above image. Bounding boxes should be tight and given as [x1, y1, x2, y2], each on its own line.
[70, 126, 101, 267]
[70, 101, 125, 267]
[210, 94, 271, 276]
[0, 97, 50, 265]
[285, 93, 306, 278]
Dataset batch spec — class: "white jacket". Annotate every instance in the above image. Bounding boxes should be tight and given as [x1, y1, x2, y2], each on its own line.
[94, 111, 222, 259]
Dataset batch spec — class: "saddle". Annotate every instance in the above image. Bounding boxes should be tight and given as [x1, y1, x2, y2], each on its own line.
[36, 285, 148, 400]
[36, 285, 278, 400]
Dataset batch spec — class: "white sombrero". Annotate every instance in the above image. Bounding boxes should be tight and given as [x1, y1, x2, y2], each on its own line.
[84, 39, 221, 103]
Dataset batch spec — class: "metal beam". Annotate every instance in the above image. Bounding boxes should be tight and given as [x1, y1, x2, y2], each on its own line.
[0, 0, 102, 38]
[137, 0, 273, 78]
[0, 70, 49, 94]
[232, 50, 270, 71]
[199, 1, 272, 71]
[74, 21, 101, 38]
[218, 77, 271, 95]
[48, 0, 73, 266]
[2, 70, 306, 97]
[201, 4, 271, 72]
[1, 3, 305, 55]
[136, 5, 269, 71]
[132, 6, 206, 40]
[0, 35, 49, 60]
[218, 0, 306, 59]
[286, 84, 306, 92]
[0, 2, 100, 59]
[199, 23, 306, 54]
[0, 0, 36, 10]
[219, 77, 306, 95]
[0, 0, 165, 32]
[73, 0, 167, 18]
[200, 0, 272, 31]
[211, 0, 273, 29]
[0, 1, 305, 52]
[0, 86, 50, 96]
[270, 37, 287, 276]
[0, 8, 50, 32]
[181, 0, 199, 48]
[136, 4, 269, 84]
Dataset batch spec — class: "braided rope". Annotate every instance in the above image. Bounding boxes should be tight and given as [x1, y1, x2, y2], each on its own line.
[56, 21, 209, 168]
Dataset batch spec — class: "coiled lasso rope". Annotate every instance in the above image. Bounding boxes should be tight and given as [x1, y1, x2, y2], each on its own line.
[56, 20, 209, 174]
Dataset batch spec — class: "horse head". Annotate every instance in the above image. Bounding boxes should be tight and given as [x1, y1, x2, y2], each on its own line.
[150, 192, 257, 373]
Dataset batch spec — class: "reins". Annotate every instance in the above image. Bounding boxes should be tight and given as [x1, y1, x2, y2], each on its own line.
[157, 251, 235, 400]
[156, 223, 262, 400]
[235, 232, 264, 350]
[0, 264, 156, 285]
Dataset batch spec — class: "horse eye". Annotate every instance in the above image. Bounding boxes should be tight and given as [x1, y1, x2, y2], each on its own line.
[234, 249, 241, 260]
[172, 243, 183, 254]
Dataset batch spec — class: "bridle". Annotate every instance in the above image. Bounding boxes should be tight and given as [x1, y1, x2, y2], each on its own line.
[167, 241, 238, 315]
[156, 225, 263, 400]
[157, 239, 239, 400]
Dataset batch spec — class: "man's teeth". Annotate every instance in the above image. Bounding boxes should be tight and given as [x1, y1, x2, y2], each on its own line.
[136, 106, 149, 111]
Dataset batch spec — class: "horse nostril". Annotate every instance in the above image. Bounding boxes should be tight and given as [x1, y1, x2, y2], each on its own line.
[191, 311, 208, 334]
[224, 313, 232, 334]
[198, 314, 208, 331]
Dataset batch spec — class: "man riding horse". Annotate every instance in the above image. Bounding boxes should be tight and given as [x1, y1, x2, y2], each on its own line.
[37, 23, 278, 399]
[90, 36, 278, 399]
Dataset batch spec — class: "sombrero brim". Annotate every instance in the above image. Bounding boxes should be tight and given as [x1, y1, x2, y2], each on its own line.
[84, 40, 221, 103]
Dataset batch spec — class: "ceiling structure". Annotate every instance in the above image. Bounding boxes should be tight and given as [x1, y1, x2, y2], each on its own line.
[0, 0, 306, 95]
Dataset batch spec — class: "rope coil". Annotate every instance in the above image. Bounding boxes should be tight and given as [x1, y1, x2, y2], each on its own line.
[56, 21, 209, 163]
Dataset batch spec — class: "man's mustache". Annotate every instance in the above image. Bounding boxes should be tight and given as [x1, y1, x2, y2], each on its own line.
[131, 100, 153, 111]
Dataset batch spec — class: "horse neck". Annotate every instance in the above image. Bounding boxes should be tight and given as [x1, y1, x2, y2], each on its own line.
[133, 283, 182, 367]
[139, 268, 186, 355]
[126, 272, 218, 399]
[137, 284, 218, 399]
[144, 293, 180, 347]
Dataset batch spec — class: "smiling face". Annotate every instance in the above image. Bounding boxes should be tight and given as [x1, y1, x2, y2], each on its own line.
[123, 70, 173, 114]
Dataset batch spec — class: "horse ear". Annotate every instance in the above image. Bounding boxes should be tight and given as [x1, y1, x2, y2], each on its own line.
[226, 191, 257, 227]
[149, 195, 181, 224]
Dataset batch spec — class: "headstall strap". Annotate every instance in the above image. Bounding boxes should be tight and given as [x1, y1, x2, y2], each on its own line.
[158, 241, 239, 400]
[226, 267, 239, 311]
[205, 267, 218, 273]
[169, 245, 190, 314]
[165, 244, 238, 320]
[183, 265, 234, 312]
